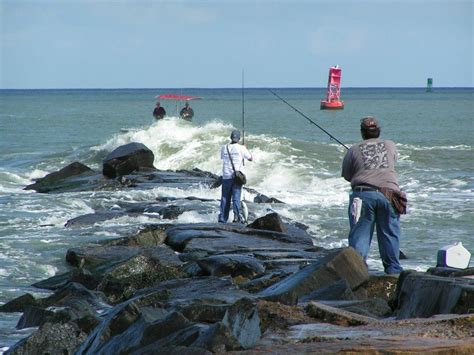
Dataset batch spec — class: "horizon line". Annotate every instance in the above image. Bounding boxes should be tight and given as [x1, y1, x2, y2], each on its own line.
[1, 86, 472, 91]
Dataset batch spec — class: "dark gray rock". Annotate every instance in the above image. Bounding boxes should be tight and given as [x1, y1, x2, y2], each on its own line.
[320, 298, 393, 318]
[165, 223, 314, 256]
[191, 322, 241, 352]
[253, 193, 285, 204]
[179, 303, 229, 323]
[247, 212, 288, 233]
[299, 279, 355, 302]
[239, 272, 290, 293]
[15, 282, 106, 330]
[6, 321, 87, 355]
[103, 224, 169, 247]
[33, 267, 100, 291]
[66, 245, 144, 268]
[258, 247, 369, 305]
[0, 293, 38, 313]
[196, 254, 265, 278]
[96, 253, 185, 304]
[16, 306, 56, 329]
[103, 142, 155, 178]
[222, 298, 261, 349]
[395, 270, 474, 319]
[427, 266, 474, 278]
[305, 301, 378, 325]
[131, 345, 212, 355]
[24, 161, 96, 193]
[64, 211, 160, 228]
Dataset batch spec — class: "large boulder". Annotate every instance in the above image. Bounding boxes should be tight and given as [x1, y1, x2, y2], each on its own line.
[103, 142, 155, 178]
[247, 212, 288, 233]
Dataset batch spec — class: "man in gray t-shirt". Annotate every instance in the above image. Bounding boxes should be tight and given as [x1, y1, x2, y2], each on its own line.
[341, 116, 403, 274]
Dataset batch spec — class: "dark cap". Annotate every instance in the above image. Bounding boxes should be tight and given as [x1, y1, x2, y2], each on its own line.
[360, 116, 380, 130]
[230, 130, 241, 142]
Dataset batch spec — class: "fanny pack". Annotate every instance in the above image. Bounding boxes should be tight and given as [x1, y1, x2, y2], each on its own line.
[380, 187, 407, 215]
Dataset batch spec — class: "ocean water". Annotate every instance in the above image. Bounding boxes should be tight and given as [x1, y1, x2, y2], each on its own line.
[0, 87, 473, 348]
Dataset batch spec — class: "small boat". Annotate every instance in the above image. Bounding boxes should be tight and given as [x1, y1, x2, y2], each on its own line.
[320, 65, 344, 110]
[155, 94, 202, 121]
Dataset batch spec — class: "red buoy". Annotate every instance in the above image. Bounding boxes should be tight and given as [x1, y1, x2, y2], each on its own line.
[320, 65, 344, 110]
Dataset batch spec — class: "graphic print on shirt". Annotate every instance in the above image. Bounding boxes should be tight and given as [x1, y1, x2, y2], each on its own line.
[359, 142, 388, 170]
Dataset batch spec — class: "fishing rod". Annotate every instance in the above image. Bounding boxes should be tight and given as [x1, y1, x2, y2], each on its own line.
[241, 69, 249, 222]
[268, 89, 349, 150]
[242, 69, 245, 145]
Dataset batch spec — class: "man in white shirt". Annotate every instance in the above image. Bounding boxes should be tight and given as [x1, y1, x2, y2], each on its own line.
[218, 130, 253, 223]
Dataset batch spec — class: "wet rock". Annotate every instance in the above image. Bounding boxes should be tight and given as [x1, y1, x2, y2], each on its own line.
[66, 245, 143, 268]
[104, 224, 169, 247]
[6, 321, 87, 355]
[165, 223, 314, 256]
[258, 247, 369, 305]
[64, 211, 139, 228]
[253, 193, 285, 204]
[15, 282, 106, 330]
[0, 293, 38, 313]
[196, 254, 265, 278]
[395, 270, 474, 319]
[32, 267, 100, 291]
[16, 306, 56, 329]
[247, 212, 288, 233]
[222, 298, 261, 349]
[97, 253, 185, 303]
[103, 142, 155, 178]
[24, 161, 96, 193]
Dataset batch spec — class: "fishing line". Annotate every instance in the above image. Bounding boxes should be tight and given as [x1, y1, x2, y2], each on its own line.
[268, 89, 349, 150]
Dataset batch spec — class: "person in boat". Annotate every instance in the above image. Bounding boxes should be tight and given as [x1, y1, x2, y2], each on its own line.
[341, 116, 403, 274]
[153, 102, 166, 119]
[218, 130, 252, 223]
[179, 101, 194, 121]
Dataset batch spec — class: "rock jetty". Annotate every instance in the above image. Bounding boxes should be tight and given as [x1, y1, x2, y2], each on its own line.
[3, 142, 473, 354]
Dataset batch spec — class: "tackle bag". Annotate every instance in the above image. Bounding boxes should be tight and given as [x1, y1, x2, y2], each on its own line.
[380, 187, 407, 215]
[233, 171, 247, 186]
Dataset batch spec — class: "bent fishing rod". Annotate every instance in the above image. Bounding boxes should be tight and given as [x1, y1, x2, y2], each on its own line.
[268, 89, 349, 150]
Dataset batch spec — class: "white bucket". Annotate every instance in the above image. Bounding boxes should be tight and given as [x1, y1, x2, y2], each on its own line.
[436, 242, 471, 269]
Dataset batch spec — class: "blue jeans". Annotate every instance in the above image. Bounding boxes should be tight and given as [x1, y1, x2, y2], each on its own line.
[348, 190, 403, 274]
[218, 178, 243, 223]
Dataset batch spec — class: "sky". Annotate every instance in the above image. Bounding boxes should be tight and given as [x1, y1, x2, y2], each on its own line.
[1, 0, 472, 89]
